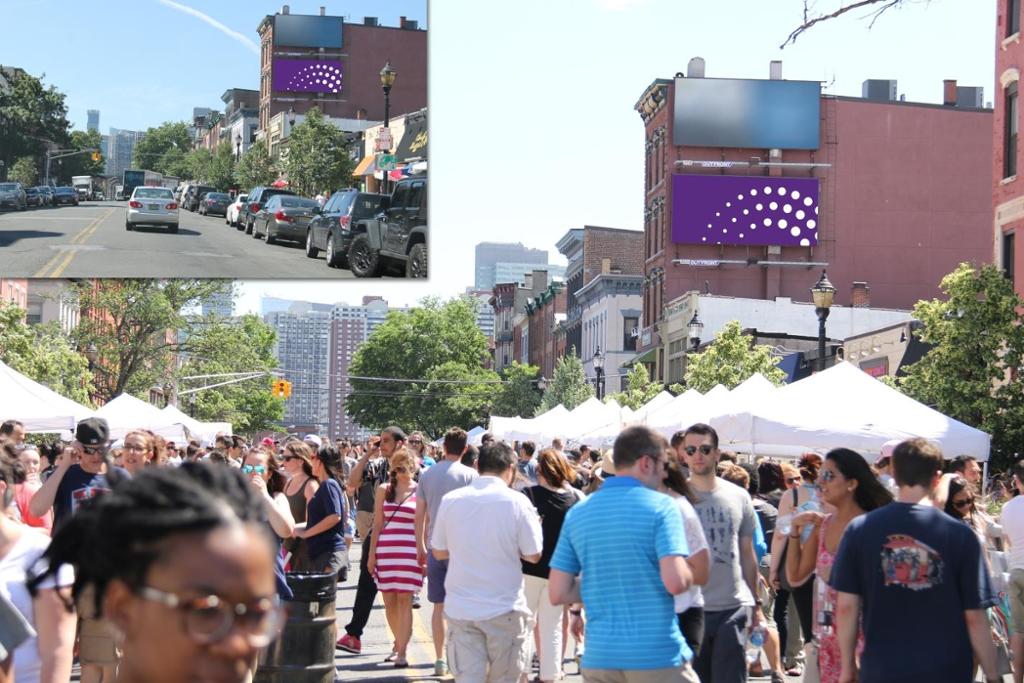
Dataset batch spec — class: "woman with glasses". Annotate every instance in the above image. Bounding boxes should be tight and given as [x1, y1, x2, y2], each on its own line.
[280, 442, 319, 568]
[944, 476, 992, 548]
[785, 448, 892, 683]
[292, 445, 348, 575]
[0, 446, 75, 683]
[29, 463, 283, 683]
[121, 431, 155, 477]
[367, 449, 420, 668]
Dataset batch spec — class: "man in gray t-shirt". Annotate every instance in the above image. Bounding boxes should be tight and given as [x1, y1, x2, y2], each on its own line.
[681, 423, 761, 683]
[415, 428, 477, 676]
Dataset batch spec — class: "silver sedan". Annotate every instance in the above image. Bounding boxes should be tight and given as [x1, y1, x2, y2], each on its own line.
[126, 187, 179, 232]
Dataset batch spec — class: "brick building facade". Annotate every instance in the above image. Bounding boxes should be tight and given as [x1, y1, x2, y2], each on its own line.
[995, 0, 1024, 296]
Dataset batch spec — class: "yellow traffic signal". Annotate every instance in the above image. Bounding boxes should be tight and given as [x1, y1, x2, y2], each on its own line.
[91, 152, 101, 162]
[272, 379, 293, 398]
[283, 380, 292, 397]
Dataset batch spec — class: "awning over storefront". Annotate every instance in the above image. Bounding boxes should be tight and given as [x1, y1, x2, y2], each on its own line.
[395, 114, 427, 162]
[352, 155, 376, 176]
[623, 347, 658, 367]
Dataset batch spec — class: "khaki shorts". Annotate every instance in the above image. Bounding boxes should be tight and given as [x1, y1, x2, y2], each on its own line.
[356, 510, 373, 540]
[78, 616, 120, 665]
[1009, 568, 1024, 634]
[582, 663, 701, 683]
[447, 611, 531, 683]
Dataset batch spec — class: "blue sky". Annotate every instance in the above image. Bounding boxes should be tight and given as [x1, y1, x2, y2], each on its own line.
[3, 1, 999, 312]
[1, 0, 426, 133]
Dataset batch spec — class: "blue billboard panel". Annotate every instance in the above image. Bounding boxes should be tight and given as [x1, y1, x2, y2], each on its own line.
[273, 14, 343, 48]
[673, 78, 821, 150]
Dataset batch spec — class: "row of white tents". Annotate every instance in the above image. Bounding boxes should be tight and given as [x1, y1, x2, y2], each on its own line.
[488, 362, 991, 462]
[0, 360, 231, 444]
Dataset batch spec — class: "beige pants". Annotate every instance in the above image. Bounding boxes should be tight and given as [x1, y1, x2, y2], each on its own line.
[356, 510, 373, 540]
[582, 663, 701, 683]
[447, 611, 530, 683]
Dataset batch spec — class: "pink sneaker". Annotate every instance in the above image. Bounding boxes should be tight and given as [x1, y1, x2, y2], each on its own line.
[336, 634, 361, 654]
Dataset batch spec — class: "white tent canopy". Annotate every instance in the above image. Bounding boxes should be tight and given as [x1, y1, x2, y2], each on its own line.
[93, 394, 189, 442]
[159, 405, 232, 444]
[731, 362, 991, 461]
[0, 360, 93, 433]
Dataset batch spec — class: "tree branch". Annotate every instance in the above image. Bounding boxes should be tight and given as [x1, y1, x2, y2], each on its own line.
[781, 0, 907, 49]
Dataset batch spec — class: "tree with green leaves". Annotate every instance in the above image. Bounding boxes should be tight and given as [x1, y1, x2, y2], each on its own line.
[178, 314, 284, 435]
[70, 280, 235, 402]
[0, 67, 70, 173]
[0, 301, 93, 406]
[59, 129, 104, 182]
[9, 156, 36, 187]
[606, 363, 664, 410]
[235, 139, 277, 190]
[131, 121, 191, 175]
[490, 362, 543, 418]
[897, 263, 1024, 470]
[346, 297, 492, 434]
[284, 107, 354, 197]
[683, 320, 787, 392]
[206, 141, 236, 192]
[184, 148, 213, 184]
[537, 351, 594, 414]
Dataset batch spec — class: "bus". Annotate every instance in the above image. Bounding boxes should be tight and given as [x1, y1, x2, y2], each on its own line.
[122, 169, 163, 198]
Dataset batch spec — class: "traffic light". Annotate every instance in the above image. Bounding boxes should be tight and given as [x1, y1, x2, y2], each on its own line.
[272, 379, 292, 398]
[91, 151, 101, 162]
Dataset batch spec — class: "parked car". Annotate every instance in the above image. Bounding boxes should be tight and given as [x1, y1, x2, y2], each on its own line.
[238, 186, 296, 234]
[182, 185, 217, 212]
[23, 186, 44, 207]
[305, 189, 388, 269]
[253, 195, 321, 245]
[0, 182, 27, 211]
[52, 187, 78, 206]
[225, 194, 247, 227]
[37, 186, 54, 206]
[126, 186, 178, 232]
[198, 191, 231, 217]
[348, 177, 427, 278]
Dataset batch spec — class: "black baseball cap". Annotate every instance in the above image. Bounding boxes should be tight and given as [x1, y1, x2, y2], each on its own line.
[76, 417, 109, 447]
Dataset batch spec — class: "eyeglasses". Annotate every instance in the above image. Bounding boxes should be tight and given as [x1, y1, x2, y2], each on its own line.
[241, 465, 266, 475]
[81, 444, 104, 455]
[393, 466, 409, 474]
[952, 498, 973, 509]
[123, 443, 147, 452]
[136, 586, 284, 647]
[684, 445, 714, 456]
[408, 439, 422, 445]
[819, 470, 837, 483]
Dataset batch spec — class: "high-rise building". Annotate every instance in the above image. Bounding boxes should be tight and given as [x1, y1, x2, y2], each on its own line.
[201, 291, 234, 318]
[266, 308, 332, 433]
[257, 7, 427, 135]
[106, 128, 145, 179]
[260, 296, 295, 316]
[475, 242, 550, 290]
[87, 110, 99, 133]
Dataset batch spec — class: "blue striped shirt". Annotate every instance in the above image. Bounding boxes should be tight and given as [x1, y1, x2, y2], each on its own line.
[550, 476, 691, 670]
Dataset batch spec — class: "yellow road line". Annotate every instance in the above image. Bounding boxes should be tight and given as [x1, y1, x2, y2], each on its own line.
[411, 597, 439, 670]
[33, 208, 114, 277]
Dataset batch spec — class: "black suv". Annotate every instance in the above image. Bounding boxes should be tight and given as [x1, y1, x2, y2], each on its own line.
[304, 189, 388, 269]
[348, 177, 427, 278]
[238, 186, 296, 234]
[182, 185, 217, 212]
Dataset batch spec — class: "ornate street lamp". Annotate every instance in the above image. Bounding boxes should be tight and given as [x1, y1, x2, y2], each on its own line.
[593, 348, 605, 400]
[688, 310, 704, 351]
[84, 343, 99, 371]
[537, 376, 547, 392]
[379, 60, 397, 195]
[811, 270, 836, 372]
[235, 133, 242, 160]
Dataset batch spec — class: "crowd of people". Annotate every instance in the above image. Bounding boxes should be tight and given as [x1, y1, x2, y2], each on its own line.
[0, 414, 1017, 683]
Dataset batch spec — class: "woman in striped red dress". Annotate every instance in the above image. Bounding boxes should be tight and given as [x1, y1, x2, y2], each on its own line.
[367, 448, 422, 668]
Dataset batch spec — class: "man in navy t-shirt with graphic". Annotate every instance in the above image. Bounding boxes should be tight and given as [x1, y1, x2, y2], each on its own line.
[830, 438, 1000, 683]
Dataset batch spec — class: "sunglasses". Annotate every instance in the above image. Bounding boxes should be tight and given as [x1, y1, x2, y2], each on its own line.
[820, 470, 837, 483]
[786, 477, 801, 484]
[81, 444, 104, 455]
[684, 445, 714, 456]
[409, 439, 423, 445]
[242, 465, 266, 475]
[952, 498, 973, 509]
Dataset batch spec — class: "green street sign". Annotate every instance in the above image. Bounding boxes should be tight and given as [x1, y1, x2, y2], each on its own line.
[377, 154, 397, 171]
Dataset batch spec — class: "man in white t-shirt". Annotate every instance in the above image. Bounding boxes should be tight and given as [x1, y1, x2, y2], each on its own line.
[431, 441, 542, 682]
[1000, 459, 1024, 682]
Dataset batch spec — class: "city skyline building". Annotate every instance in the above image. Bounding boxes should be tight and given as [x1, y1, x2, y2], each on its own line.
[105, 127, 145, 179]
[475, 242, 550, 290]
[87, 109, 99, 133]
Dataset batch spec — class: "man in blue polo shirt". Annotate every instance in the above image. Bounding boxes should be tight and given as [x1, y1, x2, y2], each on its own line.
[549, 425, 697, 683]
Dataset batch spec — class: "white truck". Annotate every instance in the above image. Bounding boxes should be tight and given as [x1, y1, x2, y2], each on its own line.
[71, 176, 94, 201]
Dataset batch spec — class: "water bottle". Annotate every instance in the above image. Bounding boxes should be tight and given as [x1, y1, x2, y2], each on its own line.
[745, 624, 767, 664]
[776, 513, 794, 537]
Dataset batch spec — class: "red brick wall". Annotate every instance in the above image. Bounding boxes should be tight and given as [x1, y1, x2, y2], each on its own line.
[583, 227, 644, 284]
[994, 0, 1024, 299]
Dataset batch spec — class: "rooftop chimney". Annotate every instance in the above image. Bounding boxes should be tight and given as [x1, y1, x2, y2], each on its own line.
[769, 60, 782, 80]
[319, 6, 325, 15]
[851, 282, 871, 308]
[687, 57, 705, 78]
[281, 4, 289, 14]
[943, 79, 957, 106]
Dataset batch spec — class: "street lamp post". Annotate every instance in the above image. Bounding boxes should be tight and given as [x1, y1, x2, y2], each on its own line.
[688, 311, 704, 351]
[593, 348, 605, 400]
[811, 270, 836, 372]
[235, 133, 242, 160]
[379, 60, 397, 195]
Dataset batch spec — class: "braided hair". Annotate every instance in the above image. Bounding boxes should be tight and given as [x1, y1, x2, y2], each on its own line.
[28, 462, 267, 616]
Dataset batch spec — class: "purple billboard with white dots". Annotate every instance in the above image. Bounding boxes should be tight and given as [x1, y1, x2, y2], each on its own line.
[671, 175, 820, 247]
[272, 59, 343, 94]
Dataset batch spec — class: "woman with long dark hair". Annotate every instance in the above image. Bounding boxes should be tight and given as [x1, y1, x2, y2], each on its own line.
[944, 476, 992, 547]
[28, 463, 283, 683]
[786, 448, 892, 683]
[280, 442, 319, 567]
[292, 445, 347, 575]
